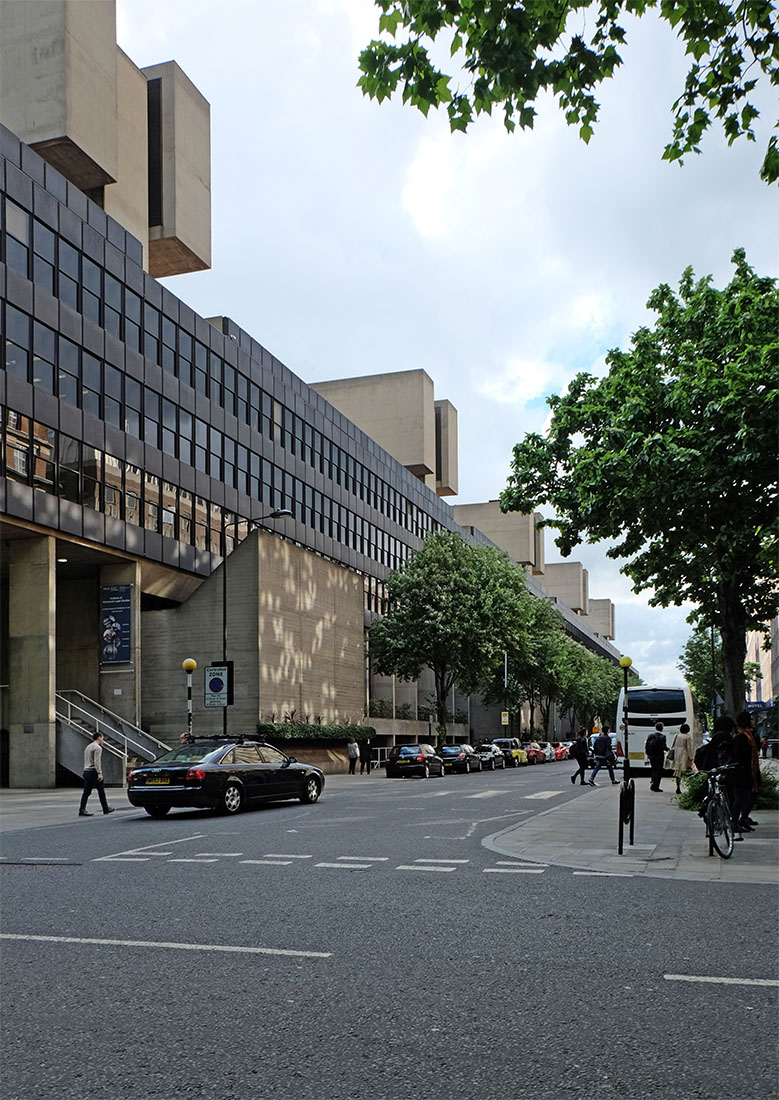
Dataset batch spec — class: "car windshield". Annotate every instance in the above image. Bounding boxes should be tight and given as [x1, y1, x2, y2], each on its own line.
[151, 743, 225, 765]
[493, 741, 509, 748]
[397, 746, 422, 756]
[441, 746, 462, 755]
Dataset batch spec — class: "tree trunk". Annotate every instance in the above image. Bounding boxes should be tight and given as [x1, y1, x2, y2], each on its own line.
[718, 579, 747, 718]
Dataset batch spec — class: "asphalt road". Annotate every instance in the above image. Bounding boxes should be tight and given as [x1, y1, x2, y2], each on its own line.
[1, 762, 777, 1100]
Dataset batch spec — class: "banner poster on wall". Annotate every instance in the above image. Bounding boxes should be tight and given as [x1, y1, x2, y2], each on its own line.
[100, 585, 132, 664]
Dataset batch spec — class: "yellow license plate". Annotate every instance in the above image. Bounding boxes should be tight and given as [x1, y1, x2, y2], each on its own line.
[146, 778, 170, 785]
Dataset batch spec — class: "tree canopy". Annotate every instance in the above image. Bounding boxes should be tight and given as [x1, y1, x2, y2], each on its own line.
[368, 529, 534, 736]
[500, 249, 779, 718]
[358, 0, 779, 183]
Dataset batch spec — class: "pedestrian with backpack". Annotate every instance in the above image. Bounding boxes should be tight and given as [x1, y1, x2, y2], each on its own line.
[569, 728, 589, 786]
[645, 722, 667, 792]
[588, 725, 618, 786]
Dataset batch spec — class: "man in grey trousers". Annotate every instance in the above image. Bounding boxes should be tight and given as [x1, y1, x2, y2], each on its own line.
[78, 732, 115, 816]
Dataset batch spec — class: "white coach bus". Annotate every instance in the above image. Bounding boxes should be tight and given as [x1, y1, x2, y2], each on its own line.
[616, 684, 701, 771]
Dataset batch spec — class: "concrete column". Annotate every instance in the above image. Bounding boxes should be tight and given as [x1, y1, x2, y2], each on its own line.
[8, 537, 57, 787]
[99, 561, 142, 726]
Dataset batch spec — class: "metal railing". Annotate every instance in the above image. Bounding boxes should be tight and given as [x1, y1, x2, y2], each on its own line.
[56, 690, 168, 763]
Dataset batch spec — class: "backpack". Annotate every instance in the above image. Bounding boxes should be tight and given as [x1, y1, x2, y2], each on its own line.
[645, 732, 661, 755]
[694, 741, 713, 771]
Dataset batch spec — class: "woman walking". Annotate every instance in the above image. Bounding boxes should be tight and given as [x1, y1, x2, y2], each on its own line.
[669, 722, 696, 795]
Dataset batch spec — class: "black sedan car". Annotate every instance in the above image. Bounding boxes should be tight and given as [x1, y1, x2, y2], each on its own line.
[386, 744, 445, 779]
[127, 737, 325, 816]
[440, 744, 483, 774]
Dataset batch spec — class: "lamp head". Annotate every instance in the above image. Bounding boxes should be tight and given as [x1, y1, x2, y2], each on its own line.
[182, 658, 197, 672]
[619, 656, 632, 669]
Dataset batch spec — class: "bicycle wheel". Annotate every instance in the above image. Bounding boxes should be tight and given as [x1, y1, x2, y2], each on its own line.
[706, 798, 734, 859]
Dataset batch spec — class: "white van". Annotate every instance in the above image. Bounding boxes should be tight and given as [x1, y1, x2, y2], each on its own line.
[615, 684, 700, 771]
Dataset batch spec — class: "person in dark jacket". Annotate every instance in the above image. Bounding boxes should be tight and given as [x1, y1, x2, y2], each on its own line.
[588, 725, 618, 786]
[569, 728, 589, 786]
[359, 738, 372, 775]
[731, 712, 761, 833]
[646, 721, 667, 792]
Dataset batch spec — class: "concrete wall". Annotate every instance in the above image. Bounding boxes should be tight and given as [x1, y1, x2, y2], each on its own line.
[585, 598, 615, 640]
[103, 48, 149, 264]
[434, 399, 458, 497]
[0, 0, 118, 188]
[451, 501, 544, 573]
[140, 533, 365, 740]
[540, 562, 589, 614]
[143, 60, 211, 276]
[312, 370, 437, 490]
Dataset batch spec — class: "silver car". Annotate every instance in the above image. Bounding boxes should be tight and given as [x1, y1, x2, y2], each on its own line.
[474, 742, 506, 770]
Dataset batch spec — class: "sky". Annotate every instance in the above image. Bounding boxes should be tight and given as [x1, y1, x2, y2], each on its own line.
[116, 0, 777, 686]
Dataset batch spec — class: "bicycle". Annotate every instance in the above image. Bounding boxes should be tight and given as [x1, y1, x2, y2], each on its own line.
[698, 764, 736, 859]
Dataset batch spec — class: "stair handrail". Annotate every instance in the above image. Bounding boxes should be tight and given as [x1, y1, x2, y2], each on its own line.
[55, 697, 160, 763]
[56, 689, 169, 754]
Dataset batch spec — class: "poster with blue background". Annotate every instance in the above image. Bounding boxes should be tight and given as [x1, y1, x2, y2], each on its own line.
[100, 585, 132, 664]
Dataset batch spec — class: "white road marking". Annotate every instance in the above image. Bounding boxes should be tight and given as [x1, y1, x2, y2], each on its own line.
[336, 856, 389, 862]
[465, 791, 504, 800]
[573, 871, 631, 877]
[97, 857, 150, 862]
[414, 857, 468, 864]
[93, 834, 206, 862]
[524, 791, 563, 800]
[495, 860, 541, 867]
[167, 858, 219, 863]
[263, 854, 312, 860]
[241, 859, 293, 866]
[664, 974, 779, 987]
[315, 862, 372, 870]
[484, 867, 545, 874]
[195, 852, 243, 857]
[12, 857, 70, 862]
[0, 932, 331, 959]
[396, 864, 457, 872]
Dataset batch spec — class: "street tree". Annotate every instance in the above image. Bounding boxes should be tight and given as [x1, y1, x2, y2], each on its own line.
[358, 0, 779, 183]
[369, 530, 533, 740]
[501, 250, 779, 719]
[678, 622, 725, 717]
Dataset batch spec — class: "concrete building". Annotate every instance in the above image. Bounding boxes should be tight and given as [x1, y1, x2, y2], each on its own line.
[0, 3, 623, 787]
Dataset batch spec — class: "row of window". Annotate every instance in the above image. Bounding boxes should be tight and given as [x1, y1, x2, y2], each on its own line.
[1, 291, 438, 539]
[2, 407, 415, 575]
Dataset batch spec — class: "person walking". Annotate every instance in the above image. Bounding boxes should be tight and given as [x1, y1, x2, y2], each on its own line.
[588, 725, 618, 786]
[569, 728, 589, 785]
[359, 737, 372, 775]
[78, 732, 115, 816]
[346, 735, 359, 775]
[645, 721, 667, 792]
[669, 722, 696, 794]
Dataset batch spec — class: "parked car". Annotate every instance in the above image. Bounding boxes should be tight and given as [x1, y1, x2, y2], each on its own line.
[474, 742, 506, 770]
[536, 741, 557, 762]
[550, 741, 569, 760]
[440, 744, 483, 773]
[493, 737, 528, 767]
[522, 741, 546, 764]
[127, 737, 325, 817]
[386, 744, 445, 779]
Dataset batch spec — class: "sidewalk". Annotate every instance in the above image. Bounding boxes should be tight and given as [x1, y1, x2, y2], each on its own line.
[486, 764, 779, 885]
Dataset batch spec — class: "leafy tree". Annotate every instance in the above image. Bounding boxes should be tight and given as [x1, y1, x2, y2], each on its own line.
[359, 0, 779, 183]
[369, 530, 533, 739]
[501, 250, 779, 719]
[678, 622, 725, 716]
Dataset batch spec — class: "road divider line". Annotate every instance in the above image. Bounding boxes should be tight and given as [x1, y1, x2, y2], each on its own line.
[465, 791, 504, 800]
[167, 858, 219, 863]
[93, 834, 205, 862]
[664, 974, 779, 987]
[195, 852, 243, 857]
[0, 933, 331, 960]
[99, 857, 150, 862]
[396, 864, 457, 873]
[263, 854, 312, 859]
[484, 867, 545, 874]
[315, 862, 372, 870]
[573, 871, 631, 877]
[337, 856, 389, 862]
[524, 791, 563, 800]
[240, 859, 293, 866]
[414, 858, 469, 864]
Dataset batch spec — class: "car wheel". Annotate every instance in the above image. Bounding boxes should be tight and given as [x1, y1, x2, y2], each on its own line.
[220, 782, 244, 814]
[422, 763, 430, 779]
[490, 759, 495, 770]
[145, 805, 170, 818]
[300, 775, 321, 803]
[478, 761, 483, 771]
[465, 760, 471, 774]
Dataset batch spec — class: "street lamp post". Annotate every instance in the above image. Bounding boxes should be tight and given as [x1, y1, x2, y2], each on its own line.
[618, 655, 635, 854]
[221, 509, 292, 736]
[182, 658, 197, 740]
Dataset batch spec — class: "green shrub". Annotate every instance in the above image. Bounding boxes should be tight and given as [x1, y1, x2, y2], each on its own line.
[368, 698, 393, 719]
[677, 767, 778, 811]
[256, 722, 375, 743]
